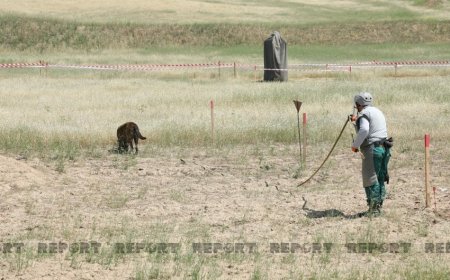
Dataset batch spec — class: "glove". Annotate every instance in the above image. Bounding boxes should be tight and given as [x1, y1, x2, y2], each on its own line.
[351, 147, 359, 153]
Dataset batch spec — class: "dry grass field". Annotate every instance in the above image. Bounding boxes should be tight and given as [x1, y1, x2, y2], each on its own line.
[1, 0, 450, 279]
[0, 141, 449, 279]
[1, 0, 450, 24]
[0, 73, 449, 279]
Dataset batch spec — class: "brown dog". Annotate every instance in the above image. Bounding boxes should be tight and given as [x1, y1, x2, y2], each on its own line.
[117, 122, 146, 154]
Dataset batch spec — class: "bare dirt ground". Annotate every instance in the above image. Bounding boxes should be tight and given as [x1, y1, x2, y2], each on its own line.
[0, 143, 449, 279]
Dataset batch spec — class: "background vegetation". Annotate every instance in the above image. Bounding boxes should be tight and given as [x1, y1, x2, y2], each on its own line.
[0, 0, 450, 57]
[1, 15, 450, 51]
[1, 0, 449, 157]
[0, 75, 449, 160]
[0, 1, 449, 279]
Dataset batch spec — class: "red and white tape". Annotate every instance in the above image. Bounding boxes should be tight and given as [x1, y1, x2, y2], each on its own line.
[48, 62, 235, 71]
[0, 62, 235, 70]
[371, 60, 449, 65]
[1, 60, 449, 71]
[0, 62, 48, 68]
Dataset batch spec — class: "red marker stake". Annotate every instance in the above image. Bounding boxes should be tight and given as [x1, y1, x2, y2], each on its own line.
[425, 134, 431, 208]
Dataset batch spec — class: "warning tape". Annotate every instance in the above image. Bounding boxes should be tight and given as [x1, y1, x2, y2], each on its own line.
[0, 62, 235, 70]
[255, 68, 350, 72]
[371, 60, 449, 65]
[0, 62, 48, 68]
[48, 62, 235, 71]
[49, 64, 232, 71]
[1, 60, 449, 71]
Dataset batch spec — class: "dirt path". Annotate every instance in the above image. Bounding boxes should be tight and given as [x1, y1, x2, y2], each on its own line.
[1, 146, 449, 279]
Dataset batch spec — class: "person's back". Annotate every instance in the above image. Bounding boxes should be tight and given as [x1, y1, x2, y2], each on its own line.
[358, 106, 387, 146]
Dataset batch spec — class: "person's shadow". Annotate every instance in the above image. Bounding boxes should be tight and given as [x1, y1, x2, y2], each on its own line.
[301, 197, 363, 219]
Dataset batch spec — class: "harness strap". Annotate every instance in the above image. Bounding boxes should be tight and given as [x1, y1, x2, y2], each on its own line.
[356, 115, 370, 130]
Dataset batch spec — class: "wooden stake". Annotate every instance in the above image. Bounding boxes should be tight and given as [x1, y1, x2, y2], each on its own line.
[433, 186, 437, 211]
[425, 134, 431, 208]
[302, 113, 307, 164]
[218, 61, 221, 79]
[210, 100, 215, 145]
[293, 100, 303, 166]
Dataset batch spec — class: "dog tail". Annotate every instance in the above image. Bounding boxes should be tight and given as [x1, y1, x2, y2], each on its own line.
[134, 126, 146, 140]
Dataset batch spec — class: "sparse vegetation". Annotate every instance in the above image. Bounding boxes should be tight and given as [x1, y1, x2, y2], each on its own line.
[1, 15, 450, 51]
[0, 75, 448, 159]
[1, 0, 450, 279]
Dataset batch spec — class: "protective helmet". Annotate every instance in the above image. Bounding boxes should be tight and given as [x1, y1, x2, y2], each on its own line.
[354, 92, 373, 106]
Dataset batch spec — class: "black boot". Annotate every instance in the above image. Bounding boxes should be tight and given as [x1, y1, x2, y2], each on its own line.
[369, 202, 381, 217]
[358, 202, 381, 218]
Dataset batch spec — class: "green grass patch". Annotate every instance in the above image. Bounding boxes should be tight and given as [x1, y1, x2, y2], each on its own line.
[1, 14, 450, 51]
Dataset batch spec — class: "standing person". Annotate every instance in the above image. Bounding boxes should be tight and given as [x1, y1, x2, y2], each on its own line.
[351, 92, 391, 217]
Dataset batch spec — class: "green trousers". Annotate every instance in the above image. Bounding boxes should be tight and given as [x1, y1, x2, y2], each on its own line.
[364, 146, 391, 207]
